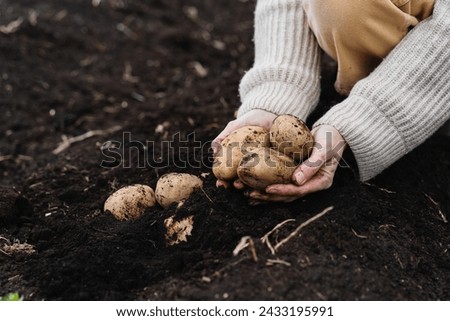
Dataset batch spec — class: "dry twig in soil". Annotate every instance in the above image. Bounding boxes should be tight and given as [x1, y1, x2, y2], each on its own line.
[233, 236, 258, 262]
[261, 219, 295, 255]
[53, 125, 122, 154]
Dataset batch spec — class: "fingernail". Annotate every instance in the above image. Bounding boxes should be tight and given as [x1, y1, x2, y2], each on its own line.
[266, 187, 276, 193]
[295, 172, 305, 185]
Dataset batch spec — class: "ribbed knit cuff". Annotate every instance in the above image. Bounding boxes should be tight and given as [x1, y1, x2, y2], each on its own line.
[237, 81, 319, 121]
[313, 95, 407, 181]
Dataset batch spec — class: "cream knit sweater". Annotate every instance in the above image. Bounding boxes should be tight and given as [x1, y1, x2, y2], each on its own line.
[237, 0, 450, 181]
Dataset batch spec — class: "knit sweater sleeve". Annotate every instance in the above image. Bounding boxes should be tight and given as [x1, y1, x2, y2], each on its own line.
[314, 0, 450, 181]
[236, 0, 321, 121]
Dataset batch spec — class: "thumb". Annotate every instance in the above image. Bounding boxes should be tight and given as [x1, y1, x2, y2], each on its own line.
[212, 120, 240, 154]
[292, 147, 325, 185]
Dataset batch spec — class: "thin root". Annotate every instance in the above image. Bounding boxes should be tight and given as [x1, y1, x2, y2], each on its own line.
[274, 206, 334, 252]
[0, 248, 11, 256]
[425, 194, 448, 223]
[364, 182, 396, 194]
[260, 219, 295, 255]
[200, 187, 214, 204]
[266, 259, 291, 267]
[351, 228, 368, 239]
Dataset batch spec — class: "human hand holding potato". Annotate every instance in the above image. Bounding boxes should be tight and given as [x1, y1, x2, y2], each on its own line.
[212, 113, 346, 204]
[249, 125, 346, 205]
[212, 109, 277, 188]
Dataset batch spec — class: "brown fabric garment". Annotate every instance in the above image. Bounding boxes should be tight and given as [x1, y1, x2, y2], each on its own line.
[302, 0, 435, 95]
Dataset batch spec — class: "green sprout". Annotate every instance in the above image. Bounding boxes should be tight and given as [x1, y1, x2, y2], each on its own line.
[0, 292, 23, 301]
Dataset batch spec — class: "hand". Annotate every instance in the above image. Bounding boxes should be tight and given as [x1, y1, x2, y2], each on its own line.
[212, 109, 277, 188]
[247, 125, 346, 205]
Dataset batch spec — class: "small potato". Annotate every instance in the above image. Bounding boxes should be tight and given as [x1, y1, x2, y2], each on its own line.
[237, 147, 297, 190]
[155, 173, 203, 208]
[213, 126, 269, 181]
[104, 184, 156, 220]
[270, 115, 314, 161]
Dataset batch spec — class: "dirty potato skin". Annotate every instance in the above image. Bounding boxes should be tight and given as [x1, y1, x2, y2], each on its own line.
[213, 126, 269, 181]
[155, 173, 203, 208]
[270, 115, 314, 161]
[104, 184, 156, 220]
[237, 147, 297, 190]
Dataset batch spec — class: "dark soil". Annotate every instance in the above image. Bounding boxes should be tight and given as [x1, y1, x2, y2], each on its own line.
[0, 0, 449, 301]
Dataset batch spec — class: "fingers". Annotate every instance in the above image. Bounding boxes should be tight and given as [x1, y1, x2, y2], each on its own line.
[266, 178, 326, 197]
[248, 199, 268, 206]
[293, 146, 325, 185]
[216, 180, 230, 189]
[292, 124, 345, 186]
[249, 190, 297, 203]
[233, 179, 245, 190]
[216, 179, 246, 190]
[268, 167, 334, 197]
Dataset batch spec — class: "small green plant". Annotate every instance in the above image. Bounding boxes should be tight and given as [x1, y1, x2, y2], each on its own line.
[0, 292, 22, 301]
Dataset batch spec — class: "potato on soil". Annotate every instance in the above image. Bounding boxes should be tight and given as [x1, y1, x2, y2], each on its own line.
[270, 114, 314, 161]
[237, 147, 297, 190]
[155, 173, 203, 208]
[104, 184, 156, 220]
[213, 126, 269, 181]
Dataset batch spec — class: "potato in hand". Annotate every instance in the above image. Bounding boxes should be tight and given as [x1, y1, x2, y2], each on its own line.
[213, 114, 314, 193]
[270, 114, 314, 161]
[237, 147, 297, 190]
[212, 126, 269, 181]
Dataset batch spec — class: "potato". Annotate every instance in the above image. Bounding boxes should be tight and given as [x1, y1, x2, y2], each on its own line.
[104, 184, 156, 220]
[270, 114, 314, 161]
[213, 126, 269, 181]
[164, 215, 194, 246]
[237, 147, 297, 190]
[155, 173, 203, 208]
